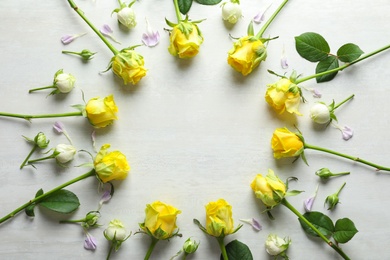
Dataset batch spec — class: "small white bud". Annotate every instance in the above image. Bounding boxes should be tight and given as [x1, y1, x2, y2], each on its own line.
[310, 103, 330, 124]
[221, 2, 242, 24]
[55, 144, 76, 164]
[117, 7, 136, 29]
[55, 73, 75, 93]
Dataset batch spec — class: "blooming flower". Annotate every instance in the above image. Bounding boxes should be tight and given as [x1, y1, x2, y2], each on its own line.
[168, 21, 204, 59]
[140, 201, 181, 240]
[221, 0, 242, 24]
[100, 24, 121, 44]
[84, 230, 97, 250]
[271, 128, 304, 159]
[109, 48, 147, 85]
[265, 78, 302, 115]
[250, 169, 287, 208]
[205, 199, 236, 237]
[227, 36, 267, 76]
[61, 33, 86, 44]
[94, 144, 130, 183]
[265, 234, 291, 258]
[85, 95, 118, 128]
[141, 18, 160, 47]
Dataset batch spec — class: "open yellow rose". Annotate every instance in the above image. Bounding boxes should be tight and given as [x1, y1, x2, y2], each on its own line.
[251, 169, 286, 207]
[85, 95, 118, 128]
[227, 36, 267, 76]
[94, 144, 130, 183]
[168, 22, 203, 59]
[111, 49, 147, 85]
[271, 128, 304, 159]
[205, 199, 235, 237]
[141, 201, 181, 240]
[265, 78, 302, 115]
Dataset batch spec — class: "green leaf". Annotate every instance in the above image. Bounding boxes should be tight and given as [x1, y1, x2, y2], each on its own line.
[333, 218, 358, 244]
[337, 43, 364, 62]
[195, 0, 222, 5]
[315, 56, 339, 83]
[221, 240, 253, 260]
[299, 211, 334, 238]
[24, 188, 45, 217]
[295, 32, 330, 62]
[39, 189, 80, 214]
[178, 0, 193, 15]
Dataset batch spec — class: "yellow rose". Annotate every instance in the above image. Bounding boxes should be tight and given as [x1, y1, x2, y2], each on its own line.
[168, 22, 203, 59]
[205, 199, 235, 237]
[85, 95, 118, 128]
[141, 201, 181, 240]
[227, 36, 267, 76]
[265, 78, 302, 115]
[250, 169, 286, 207]
[94, 144, 130, 183]
[111, 49, 147, 85]
[271, 128, 304, 159]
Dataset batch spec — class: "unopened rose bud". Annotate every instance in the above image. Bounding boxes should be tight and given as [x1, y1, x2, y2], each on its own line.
[117, 7, 136, 29]
[221, 1, 242, 24]
[55, 73, 76, 93]
[54, 144, 76, 164]
[183, 238, 200, 254]
[104, 219, 128, 242]
[310, 103, 330, 124]
[34, 132, 50, 149]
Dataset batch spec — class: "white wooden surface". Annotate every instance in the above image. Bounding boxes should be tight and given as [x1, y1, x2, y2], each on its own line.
[0, 0, 390, 259]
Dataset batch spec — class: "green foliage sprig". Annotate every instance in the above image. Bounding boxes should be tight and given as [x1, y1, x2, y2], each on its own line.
[178, 0, 222, 15]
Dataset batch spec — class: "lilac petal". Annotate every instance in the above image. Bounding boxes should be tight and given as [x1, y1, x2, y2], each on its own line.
[280, 46, 288, 69]
[304, 197, 315, 212]
[100, 24, 121, 44]
[240, 218, 262, 231]
[91, 130, 97, 152]
[53, 121, 65, 133]
[253, 4, 272, 24]
[84, 232, 97, 250]
[341, 126, 353, 140]
[312, 89, 322, 98]
[61, 33, 86, 45]
[142, 19, 160, 47]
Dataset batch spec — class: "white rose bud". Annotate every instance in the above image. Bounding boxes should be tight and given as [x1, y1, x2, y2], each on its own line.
[104, 219, 128, 242]
[221, 1, 242, 24]
[55, 73, 76, 93]
[117, 7, 136, 29]
[310, 103, 331, 124]
[265, 234, 291, 256]
[54, 144, 76, 164]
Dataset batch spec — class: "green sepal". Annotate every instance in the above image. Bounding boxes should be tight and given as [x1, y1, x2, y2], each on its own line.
[165, 17, 178, 28]
[222, 239, 253, 260]
[285, 190, 304, 197]
[333, 218, 358, 244]
[315, 56, 339, 83]
[178, 0, 193, 15]
[298, 211, 334, 238]
[337, 43, 364, 63]
[295, 32, 330, 62]
[53, 69, 64, 82]
[39, 189, 80, 214]
[193, 218, 208, 234]
[195, 0, 223, 5]
[267, 69, 287, 79]
[128, 0, 136, 8]
[71, 104, 87, 117]
[25, 188, 44, 217]
[247, 20, 254, 36]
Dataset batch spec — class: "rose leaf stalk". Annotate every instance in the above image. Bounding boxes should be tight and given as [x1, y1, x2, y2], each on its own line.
[67, 0, 119, 55]
[256, 0, 288, 39]
[295, 44, 390, 84]
[281, 199, 350, 260]
[0, 169, 95, 224]
[303, 143, 390, 172]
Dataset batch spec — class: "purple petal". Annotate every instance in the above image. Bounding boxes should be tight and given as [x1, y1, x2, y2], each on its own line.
[253, 4, 272, 24]
[61, 35, 75, 45]
[142, 19, 160, 47]
[312, 89, 322, 98]
[304, 197, 315, 212]
[341, 126, 353, 140]
[251, 218, 262, 231]
[53, 121, 65, 133]
[84, 232, 97, 250]
[100, 24, 113, 35]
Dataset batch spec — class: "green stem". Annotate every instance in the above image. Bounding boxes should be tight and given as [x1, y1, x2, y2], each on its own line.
[0, 170, 95, 224]
[173, 0, 183, 22]
[332, 94, 354, 111]
[0, 111, 82, 120]
[217, 237, 228, 260]
[28, 85, 56, 93]
[144, 237, 159, 260]
[281, 199, 350, 260]
[336, 182, 346, 196]
[66, 0, 119, 55]
[182, 253, 188, 260]
[106, 242, 115, 260]
[27, 154, 56, 164]
[304, 143, 390, 172]
[60, 218, 86, 224]
[296, 44, 390, 84]
[20, 145, 37, 169]
[256, 0, 288, 38]
[62, 50, 81, 55]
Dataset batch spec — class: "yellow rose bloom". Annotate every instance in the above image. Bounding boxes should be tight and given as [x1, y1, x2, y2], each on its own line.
[168, 22, 203, 59]
[141, 201, 181, 240]
[265, 78, 302, 115]
[205, 199, 235, 237]
[111, 49, 147, 85]
[94, 144, 130, 183]
[271, 128, 304, 159]
[227, 36, 267, 76]
[250, 169, 286, 207]
[85, 95, 118, 128]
